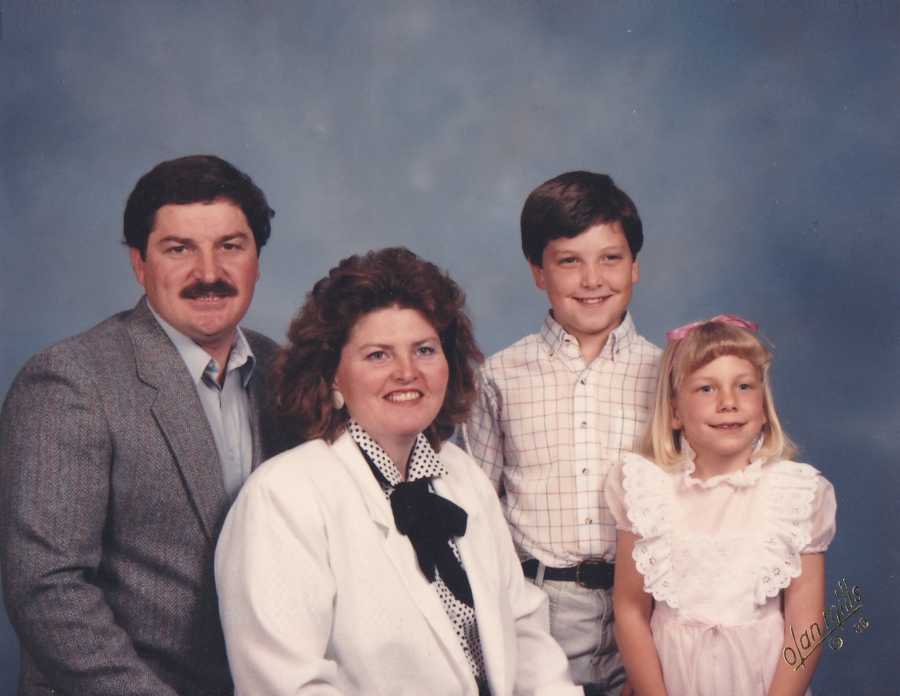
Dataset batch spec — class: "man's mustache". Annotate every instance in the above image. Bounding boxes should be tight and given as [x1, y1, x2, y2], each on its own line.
[180, 280, 238, 300]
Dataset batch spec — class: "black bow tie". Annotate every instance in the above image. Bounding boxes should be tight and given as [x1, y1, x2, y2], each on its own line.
[390, 478, 474, 606]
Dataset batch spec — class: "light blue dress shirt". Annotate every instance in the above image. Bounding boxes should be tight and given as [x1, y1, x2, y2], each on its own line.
[148, 304, 256, 500]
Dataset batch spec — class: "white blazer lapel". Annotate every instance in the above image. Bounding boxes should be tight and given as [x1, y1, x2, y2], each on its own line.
[331, 434, 476, 691]
[434, 468, 509, 696]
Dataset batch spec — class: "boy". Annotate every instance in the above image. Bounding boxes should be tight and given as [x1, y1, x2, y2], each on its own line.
[465, 171, 661, 695]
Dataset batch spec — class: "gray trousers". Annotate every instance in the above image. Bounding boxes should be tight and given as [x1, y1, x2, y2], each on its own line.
[529, 565, 626, 695]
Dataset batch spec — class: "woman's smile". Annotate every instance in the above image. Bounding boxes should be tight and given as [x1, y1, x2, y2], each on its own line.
[333, 305, 449, 471]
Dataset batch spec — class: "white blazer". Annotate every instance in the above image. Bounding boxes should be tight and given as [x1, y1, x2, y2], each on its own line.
[215, 432, 580, 696]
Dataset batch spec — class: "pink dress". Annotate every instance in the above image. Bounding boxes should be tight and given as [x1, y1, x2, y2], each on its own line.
[605, 450, 836, 696]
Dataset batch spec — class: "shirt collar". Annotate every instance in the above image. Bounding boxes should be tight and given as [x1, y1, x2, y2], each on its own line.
[146, 301, 256, 388]
[347, 419, 447, 488]
[677, 438, 766, 490]
[539, 311, 638, 364]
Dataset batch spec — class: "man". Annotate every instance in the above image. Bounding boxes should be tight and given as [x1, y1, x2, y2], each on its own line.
[0, 155, 284, 695]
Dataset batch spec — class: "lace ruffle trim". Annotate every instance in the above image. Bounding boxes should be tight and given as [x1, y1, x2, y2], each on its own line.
[678, 438, 765, 490]
[754, 461, 819, 604]
[621, 453, 680, 608]
[623, 454, 822, 608]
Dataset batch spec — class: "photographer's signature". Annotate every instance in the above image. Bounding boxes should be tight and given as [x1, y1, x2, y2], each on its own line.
[783, 578, 869, 671]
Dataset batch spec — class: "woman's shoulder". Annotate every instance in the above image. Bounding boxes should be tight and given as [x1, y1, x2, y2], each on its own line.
[232, 437, 373, 532]
[438, 440, 499, 497]
[246, 438, 344, 492]
[440, 439, 488, 478]
[439, 438, 472, 463]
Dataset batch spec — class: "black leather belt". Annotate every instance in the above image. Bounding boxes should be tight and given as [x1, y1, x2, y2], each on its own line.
[521, 558, 615, 590]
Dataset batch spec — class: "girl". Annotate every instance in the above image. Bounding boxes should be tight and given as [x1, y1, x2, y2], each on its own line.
[605, 315, 836, 696]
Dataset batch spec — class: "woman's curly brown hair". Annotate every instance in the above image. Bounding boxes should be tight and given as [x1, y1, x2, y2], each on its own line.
[273, 247, 484, 450]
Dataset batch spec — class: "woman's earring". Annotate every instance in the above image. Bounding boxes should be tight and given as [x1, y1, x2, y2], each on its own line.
[332, 389, 345, 410]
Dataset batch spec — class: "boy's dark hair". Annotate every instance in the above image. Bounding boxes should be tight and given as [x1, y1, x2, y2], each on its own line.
[520, 170, 643, 266]
[123, 154, 275, 258]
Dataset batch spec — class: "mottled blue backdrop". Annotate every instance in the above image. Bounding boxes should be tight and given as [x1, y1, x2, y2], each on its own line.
[2, 1, 897, 693]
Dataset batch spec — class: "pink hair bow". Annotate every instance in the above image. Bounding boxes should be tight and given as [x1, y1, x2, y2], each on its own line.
[665, 314, 759, 342]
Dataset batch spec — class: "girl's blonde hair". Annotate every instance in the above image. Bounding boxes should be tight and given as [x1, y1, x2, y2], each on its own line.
[641, 320, 796, 467]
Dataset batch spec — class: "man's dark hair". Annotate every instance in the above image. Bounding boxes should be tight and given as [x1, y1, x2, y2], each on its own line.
[520, 170, 643, 266]
[123, 155, 274, 258]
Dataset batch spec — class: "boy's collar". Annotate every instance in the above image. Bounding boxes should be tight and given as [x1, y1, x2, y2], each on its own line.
[539, 311, 637, 363]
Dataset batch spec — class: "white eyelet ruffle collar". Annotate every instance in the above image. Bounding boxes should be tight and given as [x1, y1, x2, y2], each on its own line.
[620, 452, 680, 608]
[620, 451, 822, 609]
[755, 460, 820, 604]
[677, 439, 766, 490]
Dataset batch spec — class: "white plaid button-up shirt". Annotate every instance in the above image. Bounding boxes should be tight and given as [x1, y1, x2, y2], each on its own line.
[464, 312, 661, 567]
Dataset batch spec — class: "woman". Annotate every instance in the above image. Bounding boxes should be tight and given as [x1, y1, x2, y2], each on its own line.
[215, 248, 579, 696]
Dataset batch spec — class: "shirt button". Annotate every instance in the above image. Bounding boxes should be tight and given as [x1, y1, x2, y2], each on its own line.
[584, 517, 593, 524]
[582, 467, 589, 475]
[580, 421, 587, 428]
[580, 378, 587, 385]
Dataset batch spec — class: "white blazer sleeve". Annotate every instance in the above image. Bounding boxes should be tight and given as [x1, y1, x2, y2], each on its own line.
[215, 463, 343, 696]
[471, 463, 581, 696]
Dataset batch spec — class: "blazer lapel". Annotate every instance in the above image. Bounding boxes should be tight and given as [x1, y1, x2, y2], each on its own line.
[127, 298, 228, 541]
[331, 434, 475, 689]
[434, 471, 509, 696]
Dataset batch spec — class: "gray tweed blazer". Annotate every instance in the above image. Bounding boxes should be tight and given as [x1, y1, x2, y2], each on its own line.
[0, 298, 284, 696]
